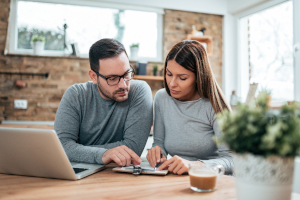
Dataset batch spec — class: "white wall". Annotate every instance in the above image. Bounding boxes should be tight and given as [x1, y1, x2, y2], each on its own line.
[228, 0, 271, 14]
[223, 14, 238, 102]
[91, 0, 228, 15]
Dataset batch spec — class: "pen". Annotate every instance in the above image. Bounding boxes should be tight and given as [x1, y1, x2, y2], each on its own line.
[155, 154, 163, 170]
[156, 153, 163, 163]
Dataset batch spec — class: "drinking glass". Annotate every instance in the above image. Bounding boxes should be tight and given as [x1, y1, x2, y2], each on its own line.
[189, 162, 225, 192]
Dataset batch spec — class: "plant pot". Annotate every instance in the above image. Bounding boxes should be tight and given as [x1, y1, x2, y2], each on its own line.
[233, 153, 295, 200]
[153, 71, 157, 76]
[130, 47, 139, 60]
[33, 41, 44, 55]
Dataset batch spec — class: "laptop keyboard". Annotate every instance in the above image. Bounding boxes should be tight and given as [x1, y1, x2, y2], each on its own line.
[73, 168, 88, 174]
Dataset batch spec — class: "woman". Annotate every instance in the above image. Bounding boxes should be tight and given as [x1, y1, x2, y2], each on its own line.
[146, 40, 232, 175]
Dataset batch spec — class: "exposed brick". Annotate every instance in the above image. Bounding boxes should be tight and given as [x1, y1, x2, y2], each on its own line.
[0, 0, 11, 4]
[40, 84, 57, 89]
[164, 9, 223, 88]
[13, 110, 33, 117]
[0, 8, 9, 18]
[37, 102, 60, 108]
[5, 116, 17, 120]
[48, 94, 62, 102]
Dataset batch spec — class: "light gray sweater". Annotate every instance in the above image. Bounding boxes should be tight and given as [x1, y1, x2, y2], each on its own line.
[152, 89, 233, 174]
[54, 80, 153, 165]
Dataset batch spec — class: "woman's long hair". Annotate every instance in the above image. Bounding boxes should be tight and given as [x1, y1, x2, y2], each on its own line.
[164, 40, 231, 113]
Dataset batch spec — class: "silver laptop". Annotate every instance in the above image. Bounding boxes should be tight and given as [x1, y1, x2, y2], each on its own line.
[0, 127, 105, 180]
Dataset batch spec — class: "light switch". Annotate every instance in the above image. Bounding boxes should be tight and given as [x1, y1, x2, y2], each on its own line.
[14, 99, 28, 109]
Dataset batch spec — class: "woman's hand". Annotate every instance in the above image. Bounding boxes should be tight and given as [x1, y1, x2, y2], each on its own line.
[146, 146, 167, 168]
[157, 155, 204, 175]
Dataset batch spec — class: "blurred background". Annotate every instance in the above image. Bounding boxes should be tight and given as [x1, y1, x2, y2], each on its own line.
[0, 0, 299, 121]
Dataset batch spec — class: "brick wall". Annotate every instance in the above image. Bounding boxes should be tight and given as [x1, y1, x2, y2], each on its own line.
[0, 1, 223, 121]
[163, 9, 223, 87]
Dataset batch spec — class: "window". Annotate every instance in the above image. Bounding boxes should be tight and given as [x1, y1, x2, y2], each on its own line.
[238, 1, 293, 102]
[7, 0, 164, 61]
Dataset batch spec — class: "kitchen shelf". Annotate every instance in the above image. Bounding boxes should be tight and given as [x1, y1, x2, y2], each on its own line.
[134, 75, 164, 81]
[186, 34, 213, 56]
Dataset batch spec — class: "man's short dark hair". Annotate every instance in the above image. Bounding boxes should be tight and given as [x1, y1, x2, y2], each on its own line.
[89, 38, 128, 72]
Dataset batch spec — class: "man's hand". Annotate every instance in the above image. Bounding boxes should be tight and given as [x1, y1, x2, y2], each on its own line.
[146, 146, 167, 168]
[102, 145, 142, 166]
[157, 155, 204, 175]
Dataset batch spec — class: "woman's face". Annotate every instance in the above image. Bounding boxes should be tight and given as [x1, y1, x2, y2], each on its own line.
[166, 59, 200, 101]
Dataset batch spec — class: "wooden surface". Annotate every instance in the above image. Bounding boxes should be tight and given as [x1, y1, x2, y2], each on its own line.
[0, 166, 236, 200]
[134, 75, 164, 81]
[186, 34, 213, 56]
[1, 169, 299, 200]
[0, 124, 53, 129]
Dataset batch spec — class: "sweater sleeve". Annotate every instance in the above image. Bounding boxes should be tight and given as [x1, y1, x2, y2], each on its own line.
[201, 108, 233, 175]
[54, 86, 108, 164]
[152, 91, 168, 158]
[89, 81, 153, 156]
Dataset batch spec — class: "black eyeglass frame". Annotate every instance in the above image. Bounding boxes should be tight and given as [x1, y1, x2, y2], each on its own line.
[92, 65, 135, 86]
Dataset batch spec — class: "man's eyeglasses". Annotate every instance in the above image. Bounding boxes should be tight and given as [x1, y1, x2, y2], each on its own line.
[92, 66, 135, 86]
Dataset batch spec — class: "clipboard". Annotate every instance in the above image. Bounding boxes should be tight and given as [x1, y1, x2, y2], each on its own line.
[112, 162, 168, 175]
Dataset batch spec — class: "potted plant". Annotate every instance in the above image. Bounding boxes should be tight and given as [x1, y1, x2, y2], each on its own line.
[130, 43, 139, 60]
[153, 63, 158, 76]
[31, 35, 45, 55]
[216, 92, 300, 200]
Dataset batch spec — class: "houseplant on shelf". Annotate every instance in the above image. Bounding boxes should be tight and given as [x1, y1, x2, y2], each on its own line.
[130, 43, 139, 60]
[217, 91, 300, 200]
[31, 34, 45, 55]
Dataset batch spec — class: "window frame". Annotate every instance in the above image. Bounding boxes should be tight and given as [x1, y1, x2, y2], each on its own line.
[5, 0, 164, 62]
[293, 0, 300, 102]
[235, 0, 299, 103]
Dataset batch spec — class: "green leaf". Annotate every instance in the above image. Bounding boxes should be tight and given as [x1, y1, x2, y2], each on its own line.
[217, 92, 300, 157]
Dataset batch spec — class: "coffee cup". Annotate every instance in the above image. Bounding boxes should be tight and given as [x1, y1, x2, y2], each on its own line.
[189, 162, 225, 192]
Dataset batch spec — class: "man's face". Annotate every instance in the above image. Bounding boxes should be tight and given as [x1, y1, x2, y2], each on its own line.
[89, 52, 131, 102]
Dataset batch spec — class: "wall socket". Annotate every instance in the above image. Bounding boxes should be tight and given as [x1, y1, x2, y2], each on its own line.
[14, 99, 28, 109]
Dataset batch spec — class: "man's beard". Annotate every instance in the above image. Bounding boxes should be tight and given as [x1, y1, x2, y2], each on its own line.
[96, 78, 130, 102]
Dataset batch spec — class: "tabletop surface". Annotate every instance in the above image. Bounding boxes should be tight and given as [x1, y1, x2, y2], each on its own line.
[0, 165, 237, 200]
[0, 124, 300, 200]
[1, 166, 298, 200]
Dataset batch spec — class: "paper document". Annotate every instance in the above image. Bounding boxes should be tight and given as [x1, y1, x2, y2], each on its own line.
[121, 162, 156, 171]
[112, 161, 168, 175]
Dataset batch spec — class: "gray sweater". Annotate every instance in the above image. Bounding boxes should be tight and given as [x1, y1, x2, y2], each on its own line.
[152, 89, 233, 174]
[54, 80, 153, 165]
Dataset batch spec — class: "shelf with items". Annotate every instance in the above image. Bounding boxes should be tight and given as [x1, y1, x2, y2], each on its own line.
[186, 34, 213, 56]
[5, 53, 87, 60]
[133, 75, 164, 81]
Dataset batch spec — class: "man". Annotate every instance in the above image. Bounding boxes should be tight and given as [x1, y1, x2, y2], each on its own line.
[54, 39, 153, 166]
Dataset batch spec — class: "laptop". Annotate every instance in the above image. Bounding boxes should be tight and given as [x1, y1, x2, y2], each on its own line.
[0, 127, 105, 180]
